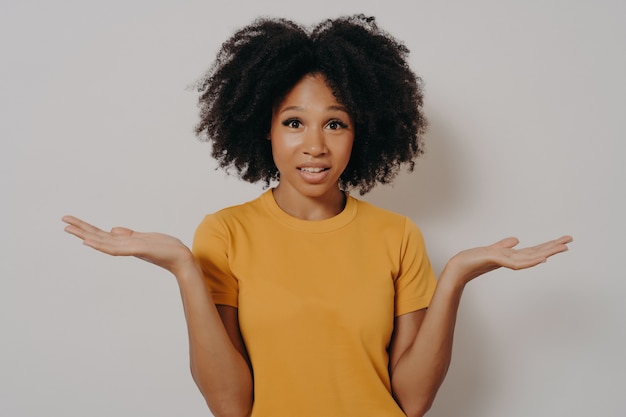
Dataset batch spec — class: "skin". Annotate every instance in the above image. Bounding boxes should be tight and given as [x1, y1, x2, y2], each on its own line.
[62, 74, 573, 417]
[269, 73, 354, 220]
[61, 223, 254, 417]
[388, 236, 572, 416]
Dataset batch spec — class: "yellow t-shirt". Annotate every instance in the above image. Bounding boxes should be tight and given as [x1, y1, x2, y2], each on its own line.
[192, 190, 436, 417]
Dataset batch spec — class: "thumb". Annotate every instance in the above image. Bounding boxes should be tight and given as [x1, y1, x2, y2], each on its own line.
[111, 227, 134, 237]
[492, 237, 519, 249]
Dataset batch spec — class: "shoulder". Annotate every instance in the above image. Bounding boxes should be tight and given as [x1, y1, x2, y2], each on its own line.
[351, 196, 416, 229]
[198, 192, 268, 227]
[351, 196, 427, 247]
[193, 191, 271, 245]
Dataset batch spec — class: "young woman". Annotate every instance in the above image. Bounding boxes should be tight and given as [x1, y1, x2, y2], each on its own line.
[62, 15, 572, 417]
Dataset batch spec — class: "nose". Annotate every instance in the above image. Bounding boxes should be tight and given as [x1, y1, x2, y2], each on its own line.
[302, 128, 327, 157]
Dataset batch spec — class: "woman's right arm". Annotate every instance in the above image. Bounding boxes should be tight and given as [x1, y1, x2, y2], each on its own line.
[62, 216, 253, 417]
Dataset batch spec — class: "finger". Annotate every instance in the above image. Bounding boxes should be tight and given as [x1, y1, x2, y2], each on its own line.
[81, 232, 142, 256]
[496, 251, 550, 270]
[541, 235, 573, 248]
[61, 215, 104, 235]
[63, 224, 90, 241]
[62, 217, 146, 257]
[63, 223, 107, 244]
[508, 239, 571, 269]
[557, 235, 574, 244]
[81, 239, 122, 255]
[528, 236, 572, 257]
[83, 238, 130, 256]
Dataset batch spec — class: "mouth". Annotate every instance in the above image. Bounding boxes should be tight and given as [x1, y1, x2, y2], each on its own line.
[298, 167, 330, 173]
[297, 166, 332, 184]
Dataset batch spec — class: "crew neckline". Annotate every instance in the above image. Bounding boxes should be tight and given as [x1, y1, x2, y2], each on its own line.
[260, 189, 358, 233]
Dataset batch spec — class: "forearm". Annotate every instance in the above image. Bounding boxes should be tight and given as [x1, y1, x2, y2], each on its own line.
[175, 261, 253, 417]
[391, 235, 572, 416]
[391, 267, 465, 417]
[61, 216, 253, 415]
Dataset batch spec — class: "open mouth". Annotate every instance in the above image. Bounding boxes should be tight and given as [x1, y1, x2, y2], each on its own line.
[298, 167, 329, 173]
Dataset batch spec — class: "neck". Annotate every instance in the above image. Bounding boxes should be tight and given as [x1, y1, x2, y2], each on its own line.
[271, 186, 346, 221]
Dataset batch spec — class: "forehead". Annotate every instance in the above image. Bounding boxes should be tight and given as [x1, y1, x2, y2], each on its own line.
[275, 74, 342, 110]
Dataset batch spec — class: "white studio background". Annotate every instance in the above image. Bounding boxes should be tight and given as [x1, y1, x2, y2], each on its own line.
[1, 1, 623, 416]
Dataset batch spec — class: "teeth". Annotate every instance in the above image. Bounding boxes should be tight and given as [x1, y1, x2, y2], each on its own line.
[300, 167, 325, 173]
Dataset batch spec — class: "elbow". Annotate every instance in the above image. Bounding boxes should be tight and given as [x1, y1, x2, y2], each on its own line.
[392, 367, 447, 417]
[396, 391, 436, 417]
[190, 367, 252, 417]
[403, 400, 434, 417]
[207, 402, 252, 417]
[201, 388, 252, 417]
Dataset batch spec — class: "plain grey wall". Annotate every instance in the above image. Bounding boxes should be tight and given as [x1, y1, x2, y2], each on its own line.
[2, 1, 624, 416]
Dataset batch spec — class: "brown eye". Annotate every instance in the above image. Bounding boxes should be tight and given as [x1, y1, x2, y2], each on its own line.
[327, 120, 347, 130]
[282, 119, 302, 129]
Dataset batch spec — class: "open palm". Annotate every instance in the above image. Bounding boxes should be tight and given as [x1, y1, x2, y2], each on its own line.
[62, 215, 194, 275]
[447, 235, 573, 284]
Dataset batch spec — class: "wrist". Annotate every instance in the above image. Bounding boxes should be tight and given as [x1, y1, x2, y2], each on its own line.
[171, 252, 203, 283]
[438, 260, 470, 292]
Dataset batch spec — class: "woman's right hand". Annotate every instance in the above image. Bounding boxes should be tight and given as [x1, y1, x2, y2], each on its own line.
[63, 215, 254, 413]
[62, 215, 195, 276]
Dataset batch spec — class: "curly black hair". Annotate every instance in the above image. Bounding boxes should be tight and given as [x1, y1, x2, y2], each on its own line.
[195, 14, 427, 195]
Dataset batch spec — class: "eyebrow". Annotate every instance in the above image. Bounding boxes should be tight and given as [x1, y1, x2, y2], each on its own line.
[278, 105, 349, 114]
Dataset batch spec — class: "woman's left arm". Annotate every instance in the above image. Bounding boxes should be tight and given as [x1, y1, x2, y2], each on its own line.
[389, 235, 573, 417]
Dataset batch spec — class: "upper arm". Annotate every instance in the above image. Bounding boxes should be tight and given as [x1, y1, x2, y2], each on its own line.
[389, 309, 427, 375]
[216, 305, 251, 367]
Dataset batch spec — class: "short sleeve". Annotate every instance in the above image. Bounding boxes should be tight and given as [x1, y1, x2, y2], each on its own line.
[191, 214, 239, 307]
[394, 218, 437, 316]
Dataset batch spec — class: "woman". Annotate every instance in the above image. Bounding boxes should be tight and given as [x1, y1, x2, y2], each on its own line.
[62, 15, 572, 417]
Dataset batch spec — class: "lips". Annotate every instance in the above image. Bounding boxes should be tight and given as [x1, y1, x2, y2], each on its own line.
[298, 167, 329, 173]
[297, 165, 331, 183]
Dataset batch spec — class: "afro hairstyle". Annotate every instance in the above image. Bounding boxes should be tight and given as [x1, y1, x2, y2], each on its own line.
[195, 14, 427, 195]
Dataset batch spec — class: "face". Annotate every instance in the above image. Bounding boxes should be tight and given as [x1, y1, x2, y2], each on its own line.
[270, 75, 354, 208]
[269, 74, 354, 207]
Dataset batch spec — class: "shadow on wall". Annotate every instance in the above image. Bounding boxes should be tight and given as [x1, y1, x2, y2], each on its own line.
[364, 113, 468, 269]
[366, 114, 467, 218]
[428, 304, 492, 417]
[365, 113, 592, 416]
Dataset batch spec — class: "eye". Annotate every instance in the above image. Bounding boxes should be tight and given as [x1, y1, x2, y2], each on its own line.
[282, 118, 302, 129]
[327, 119, 348, 130]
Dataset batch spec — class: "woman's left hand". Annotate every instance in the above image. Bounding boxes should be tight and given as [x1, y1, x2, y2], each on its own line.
[444, 235, 573, 286]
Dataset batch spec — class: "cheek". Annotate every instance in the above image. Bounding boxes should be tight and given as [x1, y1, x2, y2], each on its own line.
[337, 137, 355, 162]
[270, 141, 284, 164]
[270, 136, 298, 169]
[271, 136, 297, 154]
